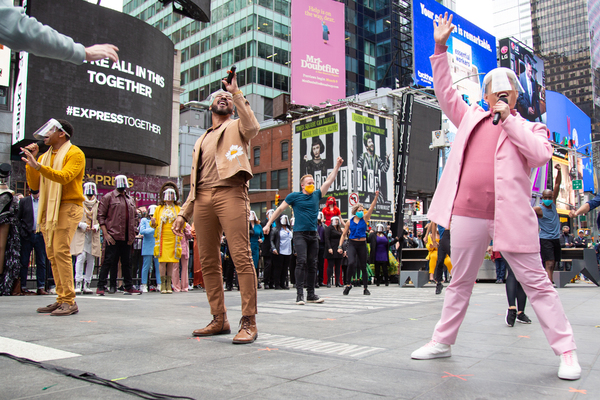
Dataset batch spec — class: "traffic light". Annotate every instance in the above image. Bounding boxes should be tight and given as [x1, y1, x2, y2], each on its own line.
[415, 201, 420, 211]
[275, 194, 280, 206]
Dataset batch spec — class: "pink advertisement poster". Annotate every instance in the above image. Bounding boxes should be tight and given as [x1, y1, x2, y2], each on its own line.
[291, 0, 345, 107]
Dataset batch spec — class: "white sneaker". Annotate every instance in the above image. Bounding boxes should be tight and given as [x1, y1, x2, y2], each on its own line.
[188, 285, 194, 291]
[140, 284, 148, 293]
[75, 281, 82, 294]
[83, 282, 93, 294]
[411, 340, 452, 360]
[558, 350, 581, 380]
[48, 287, 57, 295]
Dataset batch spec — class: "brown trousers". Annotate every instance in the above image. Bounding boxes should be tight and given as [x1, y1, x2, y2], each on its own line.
[40, 203, 83, 305]
[194, 186, 257, 316]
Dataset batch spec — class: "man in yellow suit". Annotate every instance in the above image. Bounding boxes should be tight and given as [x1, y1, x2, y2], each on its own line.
[21, 119, 85, 316]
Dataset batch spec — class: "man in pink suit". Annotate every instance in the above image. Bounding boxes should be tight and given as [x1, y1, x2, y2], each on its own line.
[410, 13, 580, 381]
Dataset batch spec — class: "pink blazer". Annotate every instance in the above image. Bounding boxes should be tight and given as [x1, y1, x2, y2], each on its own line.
[428, 51, 552, 253]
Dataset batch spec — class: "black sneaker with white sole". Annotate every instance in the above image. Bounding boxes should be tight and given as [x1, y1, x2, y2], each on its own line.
[517, 312, 532, 324]
[306, 295, 324, 303]
[296, 294, 305, 305]
[506, 308, 517, 327]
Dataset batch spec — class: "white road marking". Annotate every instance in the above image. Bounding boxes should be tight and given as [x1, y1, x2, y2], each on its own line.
[0, 336, 80, 362]
[259, 333, 384, 358]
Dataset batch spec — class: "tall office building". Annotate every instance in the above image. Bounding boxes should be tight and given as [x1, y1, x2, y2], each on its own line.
[531, 0, 599, 136]
[124, 0, 292, 122]
[124, 0, 420, 115]
[492, 0, 533, 49]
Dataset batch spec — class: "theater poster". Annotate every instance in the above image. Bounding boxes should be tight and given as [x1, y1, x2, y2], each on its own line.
[292, 107, 394, 222]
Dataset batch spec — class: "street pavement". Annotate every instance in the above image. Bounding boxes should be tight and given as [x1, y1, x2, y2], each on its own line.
[1, 281, 599, 399]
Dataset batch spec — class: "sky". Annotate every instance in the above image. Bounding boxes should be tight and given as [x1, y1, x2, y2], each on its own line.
[95, 0, 123, 12]
[455, 0, 494, 33]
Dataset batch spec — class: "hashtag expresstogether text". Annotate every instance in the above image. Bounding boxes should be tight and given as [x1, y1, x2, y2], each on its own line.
[65, 106, 161, 134]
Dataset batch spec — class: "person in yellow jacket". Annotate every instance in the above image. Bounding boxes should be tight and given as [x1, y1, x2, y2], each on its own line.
[21, 119, 85, 316]
[425, 222, 452, 283]
[151, 182, 182, 294]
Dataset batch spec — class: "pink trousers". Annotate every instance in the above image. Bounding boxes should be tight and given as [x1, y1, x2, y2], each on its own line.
[432, 216, 576, 355]
[171, 256, 189, 292]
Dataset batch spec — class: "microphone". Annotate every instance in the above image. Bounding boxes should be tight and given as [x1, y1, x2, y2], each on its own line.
[492, 96, 509, 125]
[19, 140, 45, 155]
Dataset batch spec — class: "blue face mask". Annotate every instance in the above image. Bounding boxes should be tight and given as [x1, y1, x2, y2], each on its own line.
[355, 211, 364, 218]
[272, 222, 277, 228]
[542, 199, 553, 207]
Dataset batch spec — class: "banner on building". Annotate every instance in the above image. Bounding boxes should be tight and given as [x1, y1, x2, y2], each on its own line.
[290, 0, 345, 107]
[292, 107, 394, 222]
[413, 0, 497, 109]
[499, 38, 546, 124]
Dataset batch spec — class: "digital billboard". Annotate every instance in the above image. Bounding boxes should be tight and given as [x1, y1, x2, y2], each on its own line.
[546, 90, 594, 194]
[499, 38, 546, 124]
[413, 0, 497, 109]
[12, 0, 174, 166]
[290, 0, 345, 107]
[0, 45, 10, 87]
[292, 107, 394, 222]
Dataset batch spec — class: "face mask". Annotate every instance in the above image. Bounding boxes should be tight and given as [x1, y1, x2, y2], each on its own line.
[304, 184, 315, 194]
[272, 222, 277, 228]
[542, 199, 553, 206]
[356, 211, 364, 218]
[388, 233, 392, 238]
[332, 220, 339, 226]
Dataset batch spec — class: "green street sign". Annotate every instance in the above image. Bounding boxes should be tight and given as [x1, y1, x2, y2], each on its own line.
[579, 215, 587, 222]
[572, 180, 583, 190]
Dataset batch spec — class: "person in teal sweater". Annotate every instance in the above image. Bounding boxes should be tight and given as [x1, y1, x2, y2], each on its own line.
[249, 211, 264, 289]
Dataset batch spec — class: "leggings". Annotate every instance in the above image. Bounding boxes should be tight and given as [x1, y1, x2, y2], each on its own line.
[326, 258, 342, 284]
[505, 264, 527, 312]
[347, 240, 368, 288]
[374, 261, 389, 283]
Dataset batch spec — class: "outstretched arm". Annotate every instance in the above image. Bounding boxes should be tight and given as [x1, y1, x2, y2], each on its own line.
[263, 201, 290, 235]
[553, 164, 561, 201]
[364, 191, 380, 223]
[320, 157, 344, 196]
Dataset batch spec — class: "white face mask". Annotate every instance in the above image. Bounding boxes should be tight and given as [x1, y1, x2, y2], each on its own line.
[332, 218, 339, 226]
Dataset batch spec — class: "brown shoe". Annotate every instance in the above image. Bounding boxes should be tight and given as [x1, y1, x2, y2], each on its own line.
[192, 313, 231, 336]
[37, 302, 61, 313]
[50, 302, 79, 316]
[232, 315, 258, 344]
[37, 288, 49, 295]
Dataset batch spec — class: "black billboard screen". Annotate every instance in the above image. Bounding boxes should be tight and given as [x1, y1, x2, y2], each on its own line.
[406, 102, 440, 194]
[16, 0, 174, 165]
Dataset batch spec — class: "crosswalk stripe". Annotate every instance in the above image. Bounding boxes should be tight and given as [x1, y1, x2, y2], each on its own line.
[259, 333, 384, 358]
[0, 336, 80, 362]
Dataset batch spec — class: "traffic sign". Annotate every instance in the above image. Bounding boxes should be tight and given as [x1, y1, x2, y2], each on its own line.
[572, 180, 583, 190]
[349, 192, 359, 206]
[411, 214, 429, 222]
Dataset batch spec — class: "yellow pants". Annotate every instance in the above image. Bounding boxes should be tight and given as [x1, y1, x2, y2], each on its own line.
[428, 250, 453, 274]
[41, 203, 83, 305]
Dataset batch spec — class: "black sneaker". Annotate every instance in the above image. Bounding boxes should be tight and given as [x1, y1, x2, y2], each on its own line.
[306, 294, 324, 303]
[363, 288, 370, 295]
[296, 294, 305, 305]
[108, 287, 117, 294]
[435, 282, 443, 295]
[506, 309, 517, 327]
[343, 286, 351, 295]
[517, 312, 532, 324]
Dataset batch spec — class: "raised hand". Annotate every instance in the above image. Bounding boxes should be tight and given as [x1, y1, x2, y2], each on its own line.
[433, 12, 454, 46]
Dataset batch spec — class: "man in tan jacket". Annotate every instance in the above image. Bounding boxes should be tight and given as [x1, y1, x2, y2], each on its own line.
[173, 73, 261, 344]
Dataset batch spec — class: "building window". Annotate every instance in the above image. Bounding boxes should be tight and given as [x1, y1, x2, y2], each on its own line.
[258, 68, 273, 87]
[234, 44, 246, 62]
[250, 202, 267, 222]
[249, 172, 267, 190]
[253, 147, 260, 166]
[258, 16, 273, 35]
[271, 169, 288, 189]
[281, 141, 288, 161]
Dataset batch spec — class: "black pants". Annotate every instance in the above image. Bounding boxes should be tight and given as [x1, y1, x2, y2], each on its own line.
[347, 240, 368, 288]
[374, 261, 389, 283]
[273, 253, 291, 288]
[262, 255, 273, 286]
[224, 255, 236, 289]
[326, 258, 342, 285]
[98, 241, 133, 290]
[505, 264, 527, 311]
[293, 231, 318, 295]
[131, 249, 142, 284]
[317, 243, 325, 285]
[434, 231, 451, 283]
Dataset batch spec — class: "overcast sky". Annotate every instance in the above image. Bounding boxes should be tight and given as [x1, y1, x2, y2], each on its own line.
[455, 0, 494, 33]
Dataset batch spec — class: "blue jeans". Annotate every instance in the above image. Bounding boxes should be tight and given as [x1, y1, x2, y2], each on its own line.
[495, 257, 507, 281]
[141, 255, 160, 285]
[20, 232, 47, 289]
[293, 231, 318, 296]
